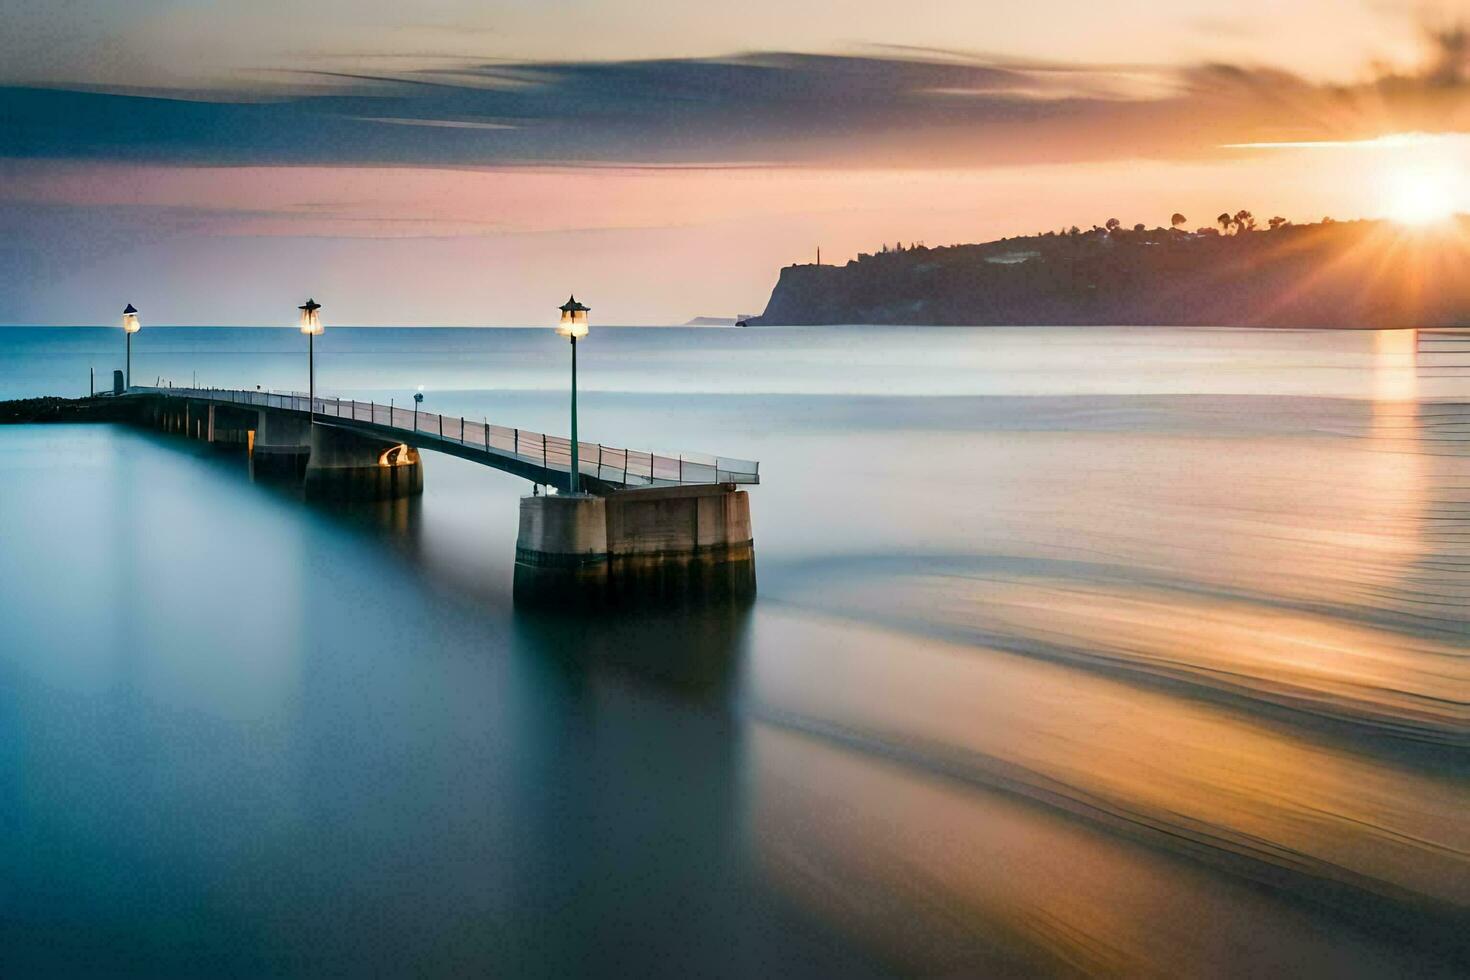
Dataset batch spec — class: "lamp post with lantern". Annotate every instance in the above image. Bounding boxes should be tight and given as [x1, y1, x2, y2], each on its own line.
[121, 303, 141, 388]
[557, 295, 590, 494]
[298, 298, 323, 421]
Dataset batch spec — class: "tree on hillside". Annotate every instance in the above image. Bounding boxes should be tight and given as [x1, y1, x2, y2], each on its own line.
[1268, 216, 1289, 230]
[1217, 212, 1233, 233]
[1171, 213, 1188, 228]
[1105, 217, 1122, 232]
[1233, 209, 1256, 232]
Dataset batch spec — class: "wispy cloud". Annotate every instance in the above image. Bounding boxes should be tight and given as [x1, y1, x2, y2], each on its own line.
[1, 31, 1463, 171]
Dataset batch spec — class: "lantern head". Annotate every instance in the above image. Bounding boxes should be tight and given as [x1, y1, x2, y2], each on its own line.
[557, 295, 590, 339]
[298, 298, 323, 335]
[122, 303, 141, 334]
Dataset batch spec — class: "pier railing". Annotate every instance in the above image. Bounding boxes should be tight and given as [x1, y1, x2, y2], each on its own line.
[132, 386, 759, 488]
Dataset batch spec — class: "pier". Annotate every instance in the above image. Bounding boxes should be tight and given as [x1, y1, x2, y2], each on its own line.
[105, 385, 761, 604]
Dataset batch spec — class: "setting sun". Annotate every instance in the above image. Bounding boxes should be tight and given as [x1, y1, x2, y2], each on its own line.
[1373, 133, 1468, 227]
[1383, 166, 1458, 226]
[1224, 131, 1468, 231]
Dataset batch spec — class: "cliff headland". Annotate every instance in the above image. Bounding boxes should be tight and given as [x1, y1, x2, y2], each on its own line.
[748, 216, 1470, 327]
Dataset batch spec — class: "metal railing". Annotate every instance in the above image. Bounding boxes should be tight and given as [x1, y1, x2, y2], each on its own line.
[131, 386, 760, 488]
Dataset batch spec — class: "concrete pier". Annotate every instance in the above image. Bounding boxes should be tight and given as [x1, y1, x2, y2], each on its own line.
[607, 484, 755, 600]
[515, 484, 754, 604]
[303, 423, 423, 501]
[513, 494, 610, 602]
[82, 388, 761, 607]
[250, 409, 312, 478]
[207, 404, 257, 448]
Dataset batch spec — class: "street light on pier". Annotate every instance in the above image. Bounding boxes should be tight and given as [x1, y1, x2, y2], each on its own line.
[557, 295, 590, 494]
[298, 298, 323, 421]
[121, 304, 140, 389]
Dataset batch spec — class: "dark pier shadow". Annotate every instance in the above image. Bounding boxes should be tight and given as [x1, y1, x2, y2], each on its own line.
[512, 594, 755, 702]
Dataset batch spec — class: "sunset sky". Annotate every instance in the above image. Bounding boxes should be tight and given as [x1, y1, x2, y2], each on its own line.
[2, 0, 1467, 325]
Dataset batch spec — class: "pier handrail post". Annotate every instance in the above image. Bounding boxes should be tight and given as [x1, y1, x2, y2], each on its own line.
[461, 416, 465, 444]
[514, 428, 519, 456]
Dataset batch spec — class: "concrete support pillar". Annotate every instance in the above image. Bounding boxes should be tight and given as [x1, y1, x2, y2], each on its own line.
[205, 404, 255, 449]
[605, 484, 756, 601]
[184, 400, 205, 440]
[251, 409, 312, 478]
[207, 404, 216, 443]
[303, 423, 423, 501]
[513, 494, 609, 604]
[513, 484, 755, 606]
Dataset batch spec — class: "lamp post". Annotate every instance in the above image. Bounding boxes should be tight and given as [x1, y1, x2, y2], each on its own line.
[557, 295, 590, 494]
[298, 298, 323, 421]
[121, 304, 140, 388]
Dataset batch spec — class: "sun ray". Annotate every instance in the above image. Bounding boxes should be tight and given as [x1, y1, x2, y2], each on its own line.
[1223, 132, 1470, 228]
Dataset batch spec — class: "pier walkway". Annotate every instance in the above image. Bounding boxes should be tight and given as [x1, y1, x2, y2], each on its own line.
[127, 385, 759, 494]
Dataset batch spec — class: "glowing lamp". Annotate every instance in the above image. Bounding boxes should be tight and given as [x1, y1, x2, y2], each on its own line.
[298, 297, 323, 335]
[555, 295, 590, 493]
[120, 303, 140, 389]
[298, 297, 323, 420]
[557, 295, 590, 339]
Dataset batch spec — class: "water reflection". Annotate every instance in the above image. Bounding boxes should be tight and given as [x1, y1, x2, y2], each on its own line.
[749, 720, 1463, 977]
[4, 326, 1468, 975]
[1409, 420, 1470, 635]
[314, 495, 425, 556]
[1372, 328, 1420, 404]
[514, 600, 753, 699]
[739, 329, 1468, 975]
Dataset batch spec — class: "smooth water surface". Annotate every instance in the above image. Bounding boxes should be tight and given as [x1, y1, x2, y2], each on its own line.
[1, 326, 1466, 976]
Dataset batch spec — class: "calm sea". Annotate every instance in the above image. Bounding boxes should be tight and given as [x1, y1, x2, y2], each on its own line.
[0, 325, 1466, 976]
